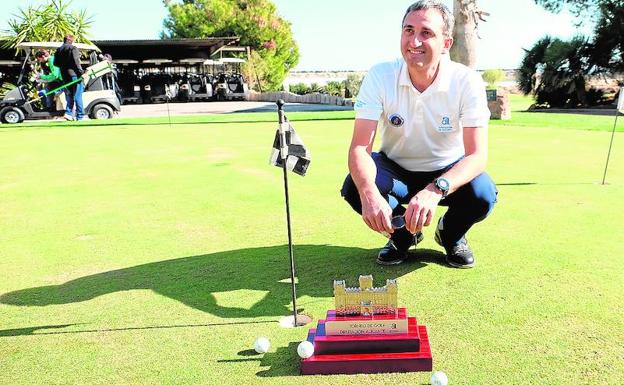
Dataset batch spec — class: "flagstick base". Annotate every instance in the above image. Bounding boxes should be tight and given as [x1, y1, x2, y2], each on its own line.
[279, 314, 313, 328]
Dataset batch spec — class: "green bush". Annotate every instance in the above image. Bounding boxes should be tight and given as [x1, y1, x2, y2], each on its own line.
[482, 69, 505, 89]
[288, 82, 310, 95]
[324, 81, 343, 96]
[345, 73, 363, 99]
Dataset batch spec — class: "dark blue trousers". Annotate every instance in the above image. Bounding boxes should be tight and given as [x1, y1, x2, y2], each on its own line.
[340, 152, 497, 247]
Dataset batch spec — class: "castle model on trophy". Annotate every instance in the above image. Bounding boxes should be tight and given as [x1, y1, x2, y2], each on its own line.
[300, 275, 433, 375]
[334, 275, 397, 316]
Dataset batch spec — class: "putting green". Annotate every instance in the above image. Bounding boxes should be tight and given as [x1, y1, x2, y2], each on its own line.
[0, 109, 622, 385]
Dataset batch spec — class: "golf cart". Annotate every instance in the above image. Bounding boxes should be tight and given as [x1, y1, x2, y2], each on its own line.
[181, 58, 214, 102]
[0, 42, 121, 124]
[213, 58, 249, 101]
[114, 59, 141, 104]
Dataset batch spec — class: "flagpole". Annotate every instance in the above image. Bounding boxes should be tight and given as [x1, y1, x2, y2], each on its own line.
[601, 112, 619, 185]
[276, 99, 300, 326]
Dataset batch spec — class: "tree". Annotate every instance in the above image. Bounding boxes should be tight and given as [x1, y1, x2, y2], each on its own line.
[481, 69, 505, 89]
[1, 0, 93, 50]
[590, 0, 624, 73]
[518, 36, 552, 96]
[324, 81, 343, 97]
[518, 36, 597, 107]
[533, 0, 624, 78]
[534, 0, 600, 20]
[345, 73, 363, 99]
[162, 0, 299, 91]
[449, 0, 489, 69]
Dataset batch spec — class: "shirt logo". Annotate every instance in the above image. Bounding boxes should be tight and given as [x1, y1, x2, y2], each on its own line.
[389, 113, 404, 127]
[437, 116, 454, 133]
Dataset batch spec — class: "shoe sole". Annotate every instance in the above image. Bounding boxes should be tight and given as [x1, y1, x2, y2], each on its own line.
[435, 230, 475, 269]
[445, 257, 475, 269]
[375, 258, 405, 266]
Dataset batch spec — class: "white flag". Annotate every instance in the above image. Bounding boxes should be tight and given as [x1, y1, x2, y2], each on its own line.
[618, 88, 624, 113]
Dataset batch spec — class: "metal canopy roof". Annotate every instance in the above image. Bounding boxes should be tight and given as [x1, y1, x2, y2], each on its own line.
[220, 58, 246, 63]
[142, 58, 173, 64]
[93, 38, 240, 62]
[16, 41, 100, 51]
[179, 58, 206, 64]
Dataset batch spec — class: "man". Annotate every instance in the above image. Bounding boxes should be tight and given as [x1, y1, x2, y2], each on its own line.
[53, 34, 84, 121]
[340, 0, 497, 268]
[34, 50, 62, 110]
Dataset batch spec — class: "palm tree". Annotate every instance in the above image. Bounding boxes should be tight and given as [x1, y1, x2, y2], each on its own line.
[519, 36, 595, 108]
[1, 0, 93, 50]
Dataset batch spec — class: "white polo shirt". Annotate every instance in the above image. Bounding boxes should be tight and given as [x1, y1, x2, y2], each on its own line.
[354, 56, 490, 171]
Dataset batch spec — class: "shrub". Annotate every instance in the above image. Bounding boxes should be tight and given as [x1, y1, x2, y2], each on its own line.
[345, 73, 363, 99]
[482, 69, 505, 89]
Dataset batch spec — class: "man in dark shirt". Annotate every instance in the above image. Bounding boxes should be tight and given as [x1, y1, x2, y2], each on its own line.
[54, 34, 84, 120]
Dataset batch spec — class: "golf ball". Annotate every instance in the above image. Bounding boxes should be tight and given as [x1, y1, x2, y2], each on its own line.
[297, 341, 314, 359]
[431, 371, 448, 385]
[253, 337, 270, 354]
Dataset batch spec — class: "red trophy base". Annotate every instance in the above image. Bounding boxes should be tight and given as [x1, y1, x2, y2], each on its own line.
[300, 308, 432, 375]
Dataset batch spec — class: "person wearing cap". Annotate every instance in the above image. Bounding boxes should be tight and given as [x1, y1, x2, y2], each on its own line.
[340, 0, 497, 268]
[53, 34, 84, 121]
[34, 50, 62, 110]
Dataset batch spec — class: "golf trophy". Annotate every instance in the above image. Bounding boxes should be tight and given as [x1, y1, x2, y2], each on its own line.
[300, 275, 432, 375]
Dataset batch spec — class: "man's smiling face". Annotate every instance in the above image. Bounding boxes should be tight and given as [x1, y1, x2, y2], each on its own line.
[400, 8, 453, 73]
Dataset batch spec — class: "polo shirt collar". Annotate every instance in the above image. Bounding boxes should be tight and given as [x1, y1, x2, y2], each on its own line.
[399, 54, 451, 93]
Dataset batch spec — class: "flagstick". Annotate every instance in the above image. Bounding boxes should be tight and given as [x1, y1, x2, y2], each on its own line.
[276, 99, 309, 327]
[601, 112, 620, 185]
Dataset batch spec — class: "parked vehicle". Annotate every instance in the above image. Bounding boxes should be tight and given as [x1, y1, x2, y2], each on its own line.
[0, 42, 121, 124]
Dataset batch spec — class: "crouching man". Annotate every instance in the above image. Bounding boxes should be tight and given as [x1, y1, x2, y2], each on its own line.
[340, 0, 497, 268]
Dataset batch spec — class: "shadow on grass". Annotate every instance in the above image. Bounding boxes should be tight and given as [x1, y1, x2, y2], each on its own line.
[217, 343, 302, 377]
[0, 320, 275, 338]
[0, 244, 444, 320]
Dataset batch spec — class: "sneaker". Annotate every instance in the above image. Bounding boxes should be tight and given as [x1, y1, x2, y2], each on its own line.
[63, 114, 74, 121]
[377, 231, 424, 266]
[434, 217, 475, 268]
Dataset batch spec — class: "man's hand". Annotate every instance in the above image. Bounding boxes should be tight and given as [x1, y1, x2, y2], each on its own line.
[404, 183, 443, 234]
[360, 191, 394, 235]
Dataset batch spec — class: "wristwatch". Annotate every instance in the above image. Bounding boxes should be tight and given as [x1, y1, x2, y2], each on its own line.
[434, 177, 450, 197]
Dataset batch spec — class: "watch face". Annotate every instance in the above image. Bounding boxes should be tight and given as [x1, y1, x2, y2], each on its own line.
[437, 178, 450, 191]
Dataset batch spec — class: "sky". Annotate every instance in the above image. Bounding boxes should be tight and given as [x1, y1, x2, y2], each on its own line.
[0, 0, 592, 71]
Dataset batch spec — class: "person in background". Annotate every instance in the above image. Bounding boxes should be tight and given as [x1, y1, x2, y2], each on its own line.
[53, 34, 84, 121]
[34, 49, 62, 110]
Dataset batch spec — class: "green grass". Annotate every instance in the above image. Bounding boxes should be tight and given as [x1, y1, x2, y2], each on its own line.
[1, 110, 356, 130]
[0, 109, 623, 385]
[4, 94, 621, 133]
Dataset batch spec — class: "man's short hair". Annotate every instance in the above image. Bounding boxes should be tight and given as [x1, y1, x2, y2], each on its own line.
[402, 0, 455, 38]
[35, 50, 49, 58]
[63, 34, 75, 44]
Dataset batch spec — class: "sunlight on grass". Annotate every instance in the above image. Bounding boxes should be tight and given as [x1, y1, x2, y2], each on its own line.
[212, 289, 271, 310]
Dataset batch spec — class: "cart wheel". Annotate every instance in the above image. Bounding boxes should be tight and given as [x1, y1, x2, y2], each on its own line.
[0, 107, 25, 124]
[90, 104, 114, 120]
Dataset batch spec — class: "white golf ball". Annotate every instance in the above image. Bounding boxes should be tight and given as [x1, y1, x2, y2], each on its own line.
[253, 337, 270, 353]
[431, 371, 448, 385]
[297, 340, 314, 359]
